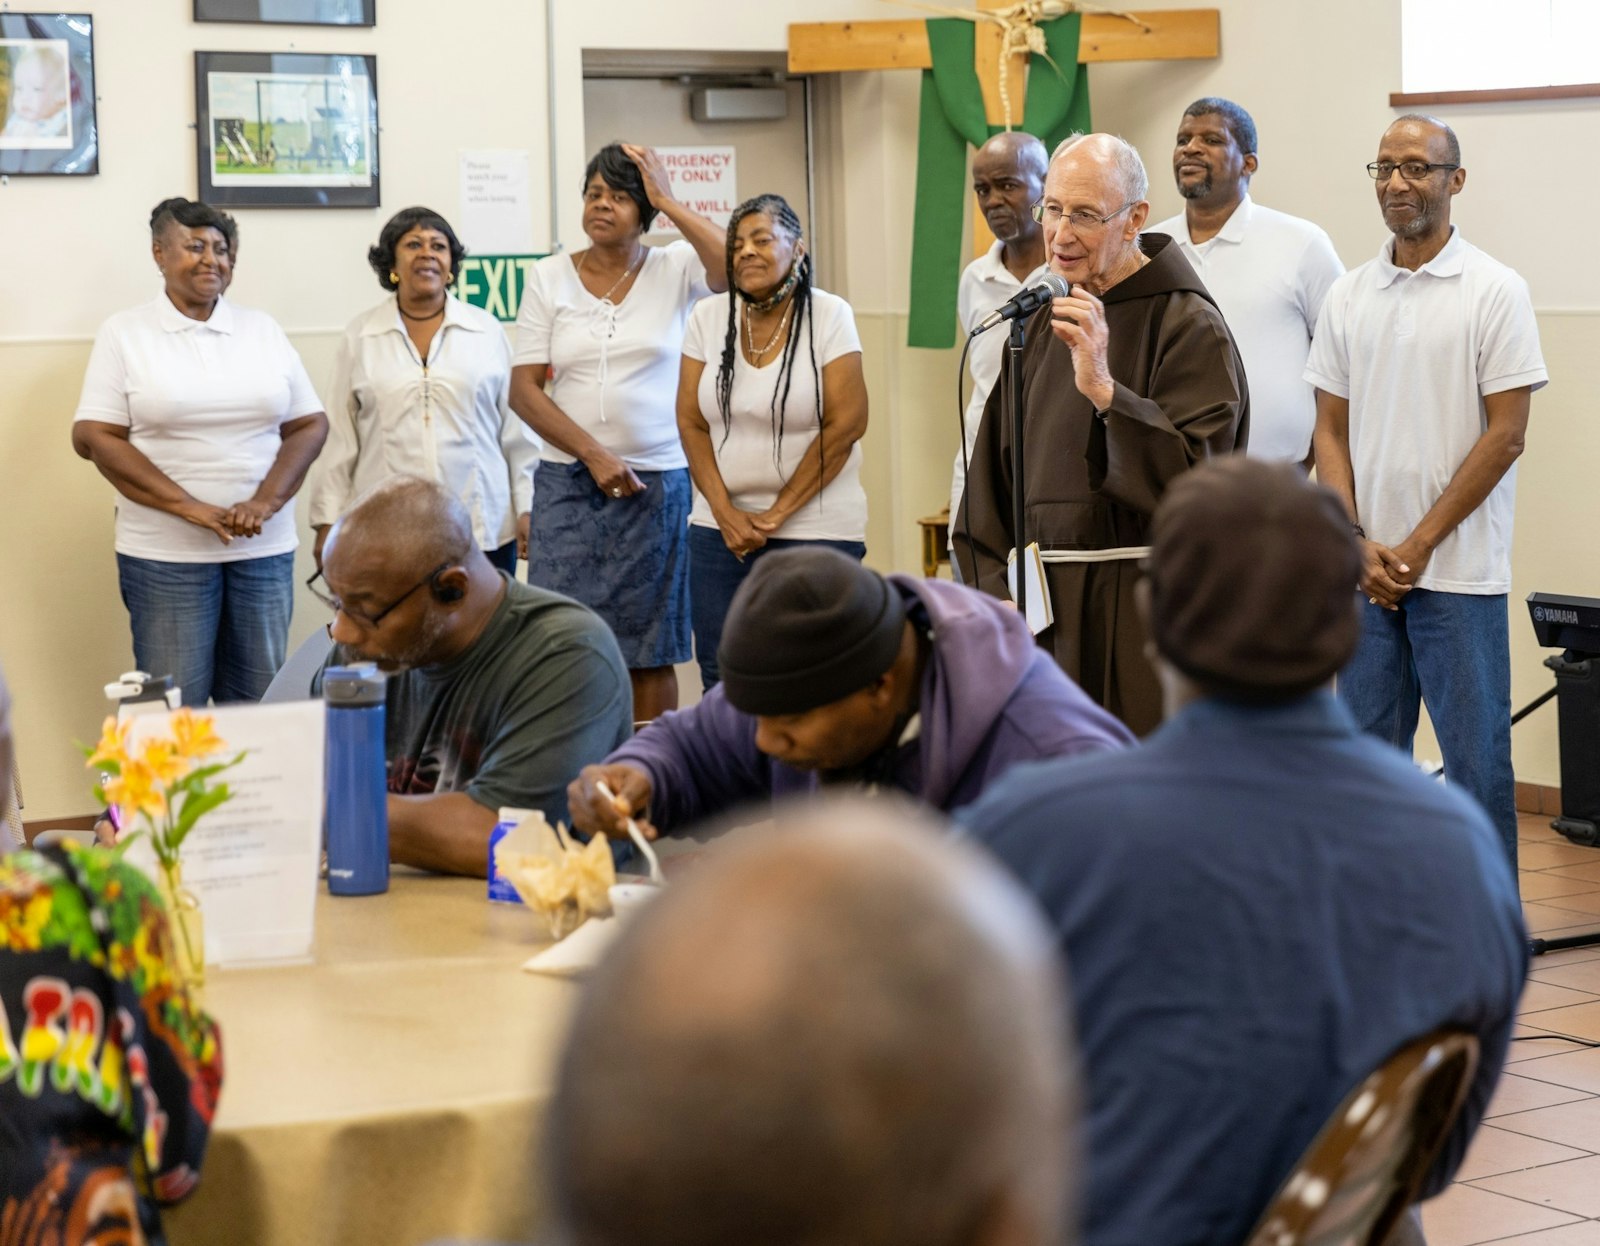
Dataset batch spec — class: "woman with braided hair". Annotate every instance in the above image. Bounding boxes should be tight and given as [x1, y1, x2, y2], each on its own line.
[677, 193, 870, 689]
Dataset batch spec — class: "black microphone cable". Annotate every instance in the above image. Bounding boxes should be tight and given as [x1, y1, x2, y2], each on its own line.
[952, 332, 975, 580]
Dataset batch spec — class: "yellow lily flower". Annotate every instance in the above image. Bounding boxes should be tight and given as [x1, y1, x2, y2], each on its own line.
[141, 738, 189, 787]
[170, 710, 226, 760]
[85, 716, 132, 770]
[103, 757, 167, 821]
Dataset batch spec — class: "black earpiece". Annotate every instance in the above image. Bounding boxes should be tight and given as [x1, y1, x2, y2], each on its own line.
[429, 564, 465, 604]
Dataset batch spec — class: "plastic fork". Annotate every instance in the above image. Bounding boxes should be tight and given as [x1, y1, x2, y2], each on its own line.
[595, 779, 664, 885]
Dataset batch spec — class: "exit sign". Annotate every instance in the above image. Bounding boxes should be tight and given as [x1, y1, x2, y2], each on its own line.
[455, 254, 545, 323]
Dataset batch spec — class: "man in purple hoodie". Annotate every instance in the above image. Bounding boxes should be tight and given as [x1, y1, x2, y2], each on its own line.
[568, 546, 1132, 839]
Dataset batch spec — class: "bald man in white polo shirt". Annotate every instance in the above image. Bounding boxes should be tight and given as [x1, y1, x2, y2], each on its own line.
[1150, 97, 1343, 465]
[1307, 115, 1547, 869]
[949, 132, 1050, 572]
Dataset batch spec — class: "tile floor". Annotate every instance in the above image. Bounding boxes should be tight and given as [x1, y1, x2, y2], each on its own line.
[1421, 812, 1600, 1245]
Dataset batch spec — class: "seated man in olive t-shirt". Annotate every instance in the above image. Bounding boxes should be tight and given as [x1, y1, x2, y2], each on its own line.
[315, 476, 632, 876]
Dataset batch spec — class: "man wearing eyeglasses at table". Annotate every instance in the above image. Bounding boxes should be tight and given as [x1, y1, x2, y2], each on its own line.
[1306, 115, 1546, 871]
[954, 132, 1249, 737]
[314, 475, 632, 876]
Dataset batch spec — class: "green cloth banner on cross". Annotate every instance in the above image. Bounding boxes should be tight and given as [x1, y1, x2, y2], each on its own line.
[908, 15, 1091, 349]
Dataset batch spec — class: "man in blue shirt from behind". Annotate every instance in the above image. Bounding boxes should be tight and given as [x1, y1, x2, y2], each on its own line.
[960, 457, 1527, 1246]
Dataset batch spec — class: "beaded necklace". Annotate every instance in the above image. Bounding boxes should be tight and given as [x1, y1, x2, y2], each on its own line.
[743, 298, 794, 363]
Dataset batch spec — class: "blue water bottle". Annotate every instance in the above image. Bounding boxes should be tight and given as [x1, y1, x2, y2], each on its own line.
[323, 664, 389, 896]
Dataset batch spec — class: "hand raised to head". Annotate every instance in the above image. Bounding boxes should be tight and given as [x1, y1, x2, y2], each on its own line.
[620, 144, 674, 211]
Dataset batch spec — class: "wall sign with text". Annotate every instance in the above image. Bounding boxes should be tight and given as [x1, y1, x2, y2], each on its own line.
[646, 146, 737, 238]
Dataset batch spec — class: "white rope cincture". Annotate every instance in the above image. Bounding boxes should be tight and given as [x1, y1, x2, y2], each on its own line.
[1034, 545, 1151, 563]
[877, 0, 1151, 127]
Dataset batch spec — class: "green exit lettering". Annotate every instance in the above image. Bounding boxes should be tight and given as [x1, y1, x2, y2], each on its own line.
[456, 254, 544, 323]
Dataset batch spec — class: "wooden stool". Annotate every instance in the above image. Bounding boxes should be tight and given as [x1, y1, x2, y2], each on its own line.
[917, 507, 951, 578]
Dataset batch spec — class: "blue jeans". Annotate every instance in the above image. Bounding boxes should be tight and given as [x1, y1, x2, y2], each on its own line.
[116, 552, 295, 706]
[1337, 589, 1517, 867]
[689, 524, 867, 690]
[484, 539, 518, 577]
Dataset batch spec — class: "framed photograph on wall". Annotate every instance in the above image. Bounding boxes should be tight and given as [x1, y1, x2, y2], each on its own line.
[195, 50, 378, 208]
[0, 12, 97, 176]
[194, 0, 375, 26]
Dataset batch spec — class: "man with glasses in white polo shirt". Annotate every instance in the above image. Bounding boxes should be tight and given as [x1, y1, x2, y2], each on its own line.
[1307, 115, 1546, 870]
[1150, 98, 1344, 467]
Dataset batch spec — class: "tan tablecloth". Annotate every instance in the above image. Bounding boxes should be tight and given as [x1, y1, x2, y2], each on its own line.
[164, 870, 578, 1246]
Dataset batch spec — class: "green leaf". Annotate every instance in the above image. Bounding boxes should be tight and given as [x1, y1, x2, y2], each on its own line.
[168, 784, 234, 848]
[178, 754, 246, 787]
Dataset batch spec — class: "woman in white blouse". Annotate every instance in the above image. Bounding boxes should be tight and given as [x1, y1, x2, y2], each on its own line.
[310, 207, 536, 574]
[72, 197, 328, 705]
[510, 143, 727, 721]
[676, 193, 870, 690]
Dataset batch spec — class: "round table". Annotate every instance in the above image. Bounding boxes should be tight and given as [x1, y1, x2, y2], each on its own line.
[164, 870, 578, 1246]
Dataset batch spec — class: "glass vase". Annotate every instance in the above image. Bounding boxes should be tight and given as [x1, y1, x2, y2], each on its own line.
[156, 861, 206, 1002]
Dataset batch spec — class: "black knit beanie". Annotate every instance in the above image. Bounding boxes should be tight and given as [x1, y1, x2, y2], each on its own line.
[718, 548, 907, 716]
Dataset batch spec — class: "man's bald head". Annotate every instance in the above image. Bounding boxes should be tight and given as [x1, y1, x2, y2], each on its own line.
[326, 475, 474, 573]
[1050, 132, 1148, 204]
[321, 475, 501, 673]
[546, 800, 1078, 1246]
[1041, 134, 1150, 294]
[973, 132, 1049, 248]
[977, 130, 1047, 178]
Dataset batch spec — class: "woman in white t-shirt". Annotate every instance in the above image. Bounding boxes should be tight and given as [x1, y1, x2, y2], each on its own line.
[677, 193, 870, 690]
[510, 143, 727, 721]
[72, 197, 329, 705]
[308, 206, 536, 576]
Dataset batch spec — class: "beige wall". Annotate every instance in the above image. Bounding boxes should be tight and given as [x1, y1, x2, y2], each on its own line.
[6, 0, 1597, 818]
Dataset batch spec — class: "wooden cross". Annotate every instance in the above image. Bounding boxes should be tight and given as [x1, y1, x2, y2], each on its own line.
[790, 6, 1220, 255]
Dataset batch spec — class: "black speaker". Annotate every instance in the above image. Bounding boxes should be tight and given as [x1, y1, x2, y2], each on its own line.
[1550, 652, 1600, 845]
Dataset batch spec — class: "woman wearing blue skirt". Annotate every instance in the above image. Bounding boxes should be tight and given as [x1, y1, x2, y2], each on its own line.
[511, 143, 726, 720]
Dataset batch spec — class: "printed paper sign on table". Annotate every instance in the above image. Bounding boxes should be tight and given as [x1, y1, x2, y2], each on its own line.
[123, 701, 324, 967]
[646, 146, 737, 238]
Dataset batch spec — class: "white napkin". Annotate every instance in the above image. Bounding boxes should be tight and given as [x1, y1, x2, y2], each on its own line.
[521, 914, 624, 978]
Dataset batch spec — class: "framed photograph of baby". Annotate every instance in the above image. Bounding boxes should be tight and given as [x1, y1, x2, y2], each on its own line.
[195, 50, 378, 208]
[0, 13, 97, 176]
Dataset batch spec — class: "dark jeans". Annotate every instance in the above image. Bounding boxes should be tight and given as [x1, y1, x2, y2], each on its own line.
[688, 524, 867, 690]
[485, 539, 518, 577]
[1337, 589, 1517, 869]
[116, 551, 295, 705]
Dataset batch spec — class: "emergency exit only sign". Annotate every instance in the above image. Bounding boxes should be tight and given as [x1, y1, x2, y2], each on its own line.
[648, 146, 737, 236]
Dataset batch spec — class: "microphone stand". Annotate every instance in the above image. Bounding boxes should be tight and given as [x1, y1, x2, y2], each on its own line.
[1008, 315, 1030, 621]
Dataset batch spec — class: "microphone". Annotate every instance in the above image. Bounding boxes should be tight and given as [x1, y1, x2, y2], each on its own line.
[970, 273, 1072, 335]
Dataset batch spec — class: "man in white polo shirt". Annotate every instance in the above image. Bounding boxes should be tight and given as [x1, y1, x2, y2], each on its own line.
[1307, 114, 1546, 869]
[948, 132, 1049, 573]
[1150, 98, 1343, 465]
